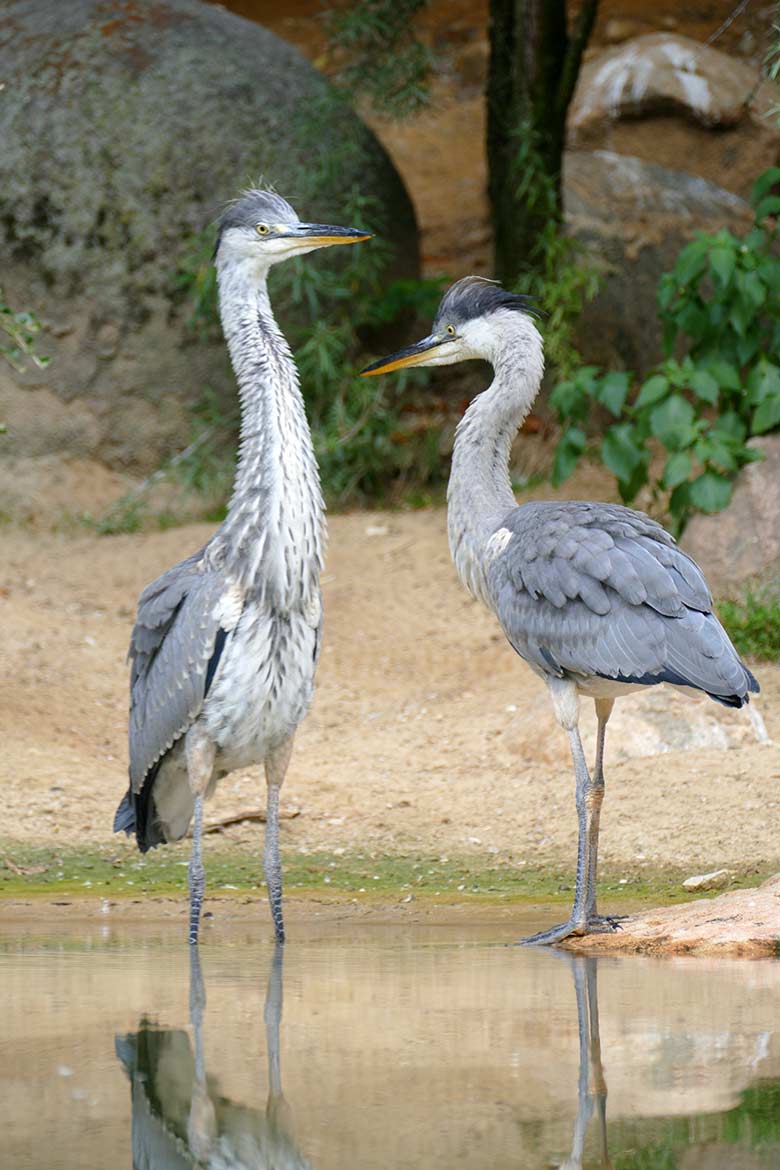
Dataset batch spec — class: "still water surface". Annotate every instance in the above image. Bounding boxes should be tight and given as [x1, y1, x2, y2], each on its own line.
[2, 917, 780, 1168]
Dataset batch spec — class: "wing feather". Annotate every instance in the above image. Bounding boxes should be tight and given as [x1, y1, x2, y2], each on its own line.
[128, 556, 242, 789]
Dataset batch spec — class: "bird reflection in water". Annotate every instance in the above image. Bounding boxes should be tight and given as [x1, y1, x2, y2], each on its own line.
[558, 954, 612, 1170]
[116, 944, 312, 1169]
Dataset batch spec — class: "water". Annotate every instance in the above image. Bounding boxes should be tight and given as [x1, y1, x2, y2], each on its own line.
[2, 917, 780, 1169]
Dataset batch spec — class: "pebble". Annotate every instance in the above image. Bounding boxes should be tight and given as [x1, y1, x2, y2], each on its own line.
[682, 869, 732, 892]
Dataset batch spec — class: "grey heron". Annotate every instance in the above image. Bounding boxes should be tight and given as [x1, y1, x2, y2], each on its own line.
[362, 276, 759, 946]
[114, 190, 370, 945]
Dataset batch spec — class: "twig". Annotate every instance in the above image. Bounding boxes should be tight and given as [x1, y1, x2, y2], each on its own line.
[199, 807, 301, 835]
[706, 0, 751, 45]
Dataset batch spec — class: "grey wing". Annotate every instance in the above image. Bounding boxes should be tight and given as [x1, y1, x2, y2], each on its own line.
[487, 501, 758, 703]
[129, 554, 240, 789]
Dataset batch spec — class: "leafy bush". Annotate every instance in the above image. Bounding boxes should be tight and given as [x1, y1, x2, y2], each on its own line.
[550, 168, 780, 533]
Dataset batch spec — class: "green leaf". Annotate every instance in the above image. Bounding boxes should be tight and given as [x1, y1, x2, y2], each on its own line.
[753, 195, 780, 223]
[747, 360, 780, 405]
[551, 426, 586, 486]
[649, 395, 696, 451]
[595, 371, 630, 417]
[712, 411, 746, 441]
[737, 269, 766, 308]
[689, 471, 733, 514]
[689, 369, 719, 404]
[600, 424, 644, 483]
[673, 237, 708, 285]
[710, 245, 736, 286]
[635, 374, 669, 408]
[662, 451, 692, 489]
[704, 359, 741, 391]
[750, 167, 780, 205]
[753, 396, 780, 434]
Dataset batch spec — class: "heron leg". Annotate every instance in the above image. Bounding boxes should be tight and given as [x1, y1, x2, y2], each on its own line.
[521, 679, 604, 946]
[585, 698, 614, 930]
[185, 725, 216, 946]
[264, 735, 294, 944]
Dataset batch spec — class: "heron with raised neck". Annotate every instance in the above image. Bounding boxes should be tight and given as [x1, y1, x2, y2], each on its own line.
[114, 190, 370, 944]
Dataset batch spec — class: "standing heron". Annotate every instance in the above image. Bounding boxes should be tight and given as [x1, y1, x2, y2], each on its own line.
[114, 190, 370, 945]
[362, 276, 759, 945]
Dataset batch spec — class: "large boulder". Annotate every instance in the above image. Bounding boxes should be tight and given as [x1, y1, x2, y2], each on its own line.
[682, 435, 780, 598]
[569, 34, 780, 199]
[564, 151, 752, 371]
[0, 0, 419, 472]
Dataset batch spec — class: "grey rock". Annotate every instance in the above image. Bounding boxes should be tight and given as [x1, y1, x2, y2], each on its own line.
[682, 869, 731, 892]
[682, 435, 780, 599]
[571, 34, 764, 130]
[568, 34, 780, 199]
[0, 0, 418, 472]
[564, 151, 752, 371]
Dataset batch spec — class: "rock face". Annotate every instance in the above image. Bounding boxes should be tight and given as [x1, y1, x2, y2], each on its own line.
[0, 0, 418, 472]
[569, 34, 780, 199]
[564, 151, 752, 371]
[682, 436, 780, 598]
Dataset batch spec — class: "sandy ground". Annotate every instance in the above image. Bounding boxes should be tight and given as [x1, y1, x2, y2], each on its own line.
[2, 466, 779, 880]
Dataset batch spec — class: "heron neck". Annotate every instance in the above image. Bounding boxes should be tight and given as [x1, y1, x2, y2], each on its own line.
[447, 331, 543, 602]
[209, 261, 324, 605]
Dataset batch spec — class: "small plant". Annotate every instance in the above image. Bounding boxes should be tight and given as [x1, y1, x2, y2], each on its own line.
[550, 168, 780, 533]
[324, 0, 432, 118]
[718, 591, 780, 661]
[0, 289, 49, 374]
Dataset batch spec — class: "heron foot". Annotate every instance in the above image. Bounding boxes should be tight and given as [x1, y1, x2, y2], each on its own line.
[586, 913, 627, 934]
[519, 918, 587, 946]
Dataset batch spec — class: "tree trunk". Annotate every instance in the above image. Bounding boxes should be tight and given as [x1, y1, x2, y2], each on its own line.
[487, 0, 598, 285]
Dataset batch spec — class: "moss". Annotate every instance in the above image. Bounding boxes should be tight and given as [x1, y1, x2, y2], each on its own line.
[1, 841, 774, 904]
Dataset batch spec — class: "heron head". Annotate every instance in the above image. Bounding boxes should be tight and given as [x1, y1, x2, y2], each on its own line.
[214, 189, 371, 267]
[361, 276, 539, 375]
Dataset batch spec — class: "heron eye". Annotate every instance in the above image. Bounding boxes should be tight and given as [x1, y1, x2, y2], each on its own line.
[256, 223, 270, 236]
[446, 324, 456, 337]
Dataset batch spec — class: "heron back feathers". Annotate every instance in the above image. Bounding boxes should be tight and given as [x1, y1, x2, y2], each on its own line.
[487, 501, 758, 706]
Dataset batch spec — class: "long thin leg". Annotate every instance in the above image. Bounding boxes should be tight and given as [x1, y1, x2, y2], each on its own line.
[264, 735, 294, 944]
[187, 944, 216, 1160]
[585, 698, 613, 926]
[185, 724, 217, 946]
[522, 679, 602, 946]
[189, 796, 206, 945]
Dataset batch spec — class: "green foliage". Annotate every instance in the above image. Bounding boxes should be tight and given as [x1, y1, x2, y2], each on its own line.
[718, 591, 780, 661]
[0, 289, 49, 375]
[550, 169, 780, 533]
[325, 0, 431, 117]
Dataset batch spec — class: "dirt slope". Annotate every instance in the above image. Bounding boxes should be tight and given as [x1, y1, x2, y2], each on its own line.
[1, 483, 778, 877]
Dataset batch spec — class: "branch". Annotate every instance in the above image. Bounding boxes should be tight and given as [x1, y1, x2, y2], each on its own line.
[557, 0, 599, 116]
